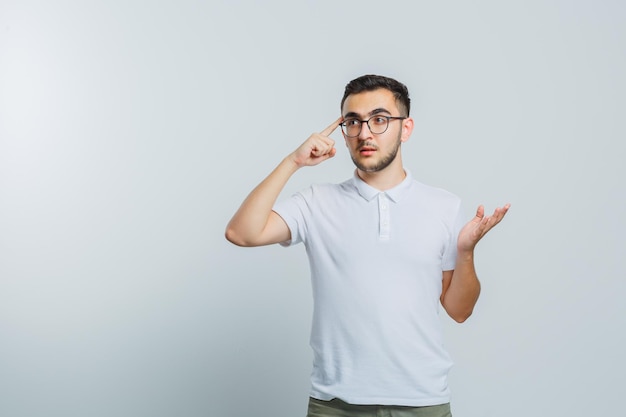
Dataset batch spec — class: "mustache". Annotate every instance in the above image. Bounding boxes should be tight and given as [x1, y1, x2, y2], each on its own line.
[356, 142, 379, 150]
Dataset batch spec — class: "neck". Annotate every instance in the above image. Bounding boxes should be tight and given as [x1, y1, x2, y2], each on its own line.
[356, 159, 406, 191]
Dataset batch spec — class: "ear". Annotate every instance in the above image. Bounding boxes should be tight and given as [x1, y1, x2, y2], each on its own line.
[400, 117, 414, 143]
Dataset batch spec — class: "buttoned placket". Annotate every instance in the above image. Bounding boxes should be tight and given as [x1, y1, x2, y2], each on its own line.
[378, 193, 391, 240]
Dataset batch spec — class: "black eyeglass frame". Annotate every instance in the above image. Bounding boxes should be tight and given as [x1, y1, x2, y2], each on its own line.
[339, 115, 407, 138]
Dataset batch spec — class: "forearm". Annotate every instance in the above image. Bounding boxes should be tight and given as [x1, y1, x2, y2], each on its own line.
[226, 118, 340, 247]
[225, 156, 299, 246]
[442, 250, 481, 322]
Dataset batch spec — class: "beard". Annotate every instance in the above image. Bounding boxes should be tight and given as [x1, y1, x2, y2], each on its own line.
[350, 133, 402, 173]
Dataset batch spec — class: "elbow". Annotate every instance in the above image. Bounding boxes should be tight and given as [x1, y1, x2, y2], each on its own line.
[224, 227, 250, 247]
[225, 225, 268, 247]
[446, 306, 474, 323]
[451, 311, 472, 323]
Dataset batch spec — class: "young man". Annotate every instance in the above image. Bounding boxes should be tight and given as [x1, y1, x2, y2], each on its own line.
[225, 75, 509, 417]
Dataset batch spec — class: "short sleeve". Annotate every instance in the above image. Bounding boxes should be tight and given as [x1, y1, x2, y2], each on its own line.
[441, 201, 464, 271]
[272, 189, 311, 247]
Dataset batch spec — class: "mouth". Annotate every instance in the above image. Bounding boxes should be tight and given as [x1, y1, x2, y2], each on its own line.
[358, 145, 377, 156]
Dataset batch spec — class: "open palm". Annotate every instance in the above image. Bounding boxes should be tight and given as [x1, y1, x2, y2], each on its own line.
[457, 204, 511, 252]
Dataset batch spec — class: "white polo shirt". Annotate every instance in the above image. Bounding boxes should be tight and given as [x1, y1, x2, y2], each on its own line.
[273, 170, 465, 406]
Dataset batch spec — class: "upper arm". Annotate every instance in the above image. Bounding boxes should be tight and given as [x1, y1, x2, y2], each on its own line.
[261, 210, 292, 246]
[225, 210, 291, 247]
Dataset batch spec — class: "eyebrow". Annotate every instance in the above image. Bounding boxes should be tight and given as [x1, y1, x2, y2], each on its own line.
[343, 108, 392, 118]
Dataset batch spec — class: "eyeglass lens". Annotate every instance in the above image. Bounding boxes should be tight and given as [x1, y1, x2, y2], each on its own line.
[342, 116, 390, 137]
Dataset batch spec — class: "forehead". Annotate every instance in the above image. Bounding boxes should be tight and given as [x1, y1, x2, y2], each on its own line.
[342, 88, 399, 116]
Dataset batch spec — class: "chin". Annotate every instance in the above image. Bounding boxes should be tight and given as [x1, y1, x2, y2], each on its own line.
[352, 155, 396, 173]
[354, 162, 385, 173]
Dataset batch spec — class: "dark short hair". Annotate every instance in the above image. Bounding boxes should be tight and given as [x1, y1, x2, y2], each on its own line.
[340, 74, 411, 116]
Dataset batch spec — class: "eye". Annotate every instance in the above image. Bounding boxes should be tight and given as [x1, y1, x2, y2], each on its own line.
[371, 116, 387, 125]
[344, 118, 360, 126]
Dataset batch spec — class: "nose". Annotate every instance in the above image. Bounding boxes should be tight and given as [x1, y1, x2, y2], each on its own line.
[357, 120, 373, 140]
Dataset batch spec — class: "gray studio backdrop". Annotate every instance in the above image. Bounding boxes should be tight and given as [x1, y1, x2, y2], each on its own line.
[1, 1, 624, 416]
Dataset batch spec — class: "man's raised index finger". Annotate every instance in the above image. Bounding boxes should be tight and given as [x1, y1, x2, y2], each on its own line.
[321, 116, 343, 137]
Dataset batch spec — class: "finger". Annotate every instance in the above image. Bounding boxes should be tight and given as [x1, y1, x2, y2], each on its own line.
[318, 136, 335, 152]
[312, 147, 337, 162]
[320, 116, 343, 137]
[491, 204, 511, 222]
[311, 140, 335, 157]
[474, 205, 485, 220]
[480, 204, 511, 232]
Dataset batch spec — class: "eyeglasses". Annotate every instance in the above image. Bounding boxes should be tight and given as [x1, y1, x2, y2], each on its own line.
[340, 115, 406, 138]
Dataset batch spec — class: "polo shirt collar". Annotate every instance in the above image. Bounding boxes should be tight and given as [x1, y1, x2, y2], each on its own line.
[351, 170, 413, 203]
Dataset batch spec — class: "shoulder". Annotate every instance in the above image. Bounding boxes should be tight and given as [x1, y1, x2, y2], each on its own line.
[410, 179, 461, 205]
[279, 179, 360, 219]
[296, 177, 356, 200]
